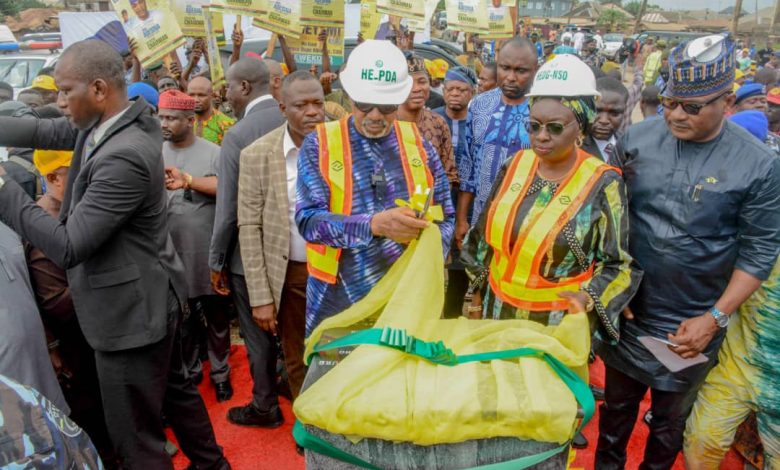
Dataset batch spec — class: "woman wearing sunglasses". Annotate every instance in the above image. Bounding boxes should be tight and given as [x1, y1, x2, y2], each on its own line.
[462, 54, 641, 342]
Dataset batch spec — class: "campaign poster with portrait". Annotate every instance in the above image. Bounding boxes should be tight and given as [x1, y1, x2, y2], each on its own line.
[202, 5, 225, 90]
[209, 0, 268, 18]
[110, 0, 185, 67]
[252, 0, 301, 38]
[407, 0, 436, 33]
[359, 0, 382, 39]
[376, 0, 424, 20]
[483, 5, 514, 39]
[170, 0, 208, 36]
[445, 0, 489, 34]
[300, 0, 344, 28]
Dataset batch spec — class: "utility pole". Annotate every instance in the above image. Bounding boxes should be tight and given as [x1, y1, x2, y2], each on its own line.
[772, 0, 780, 34]
[632, 0, 648, 34]
[732, 0, 744, 36]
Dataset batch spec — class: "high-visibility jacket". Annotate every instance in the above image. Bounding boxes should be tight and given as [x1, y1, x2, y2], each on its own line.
[485, 149, 612, 311]
[306, 118, 434, 284]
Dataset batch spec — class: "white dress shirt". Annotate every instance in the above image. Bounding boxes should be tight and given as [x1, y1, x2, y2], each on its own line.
[283, 126, 308, 262]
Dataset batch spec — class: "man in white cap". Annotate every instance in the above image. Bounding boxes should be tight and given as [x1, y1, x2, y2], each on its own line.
[295, 40, 455, 335]
[595, 34, 780, 470]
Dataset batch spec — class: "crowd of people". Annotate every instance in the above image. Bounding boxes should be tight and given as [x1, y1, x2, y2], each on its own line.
[0, 19, 777, 470]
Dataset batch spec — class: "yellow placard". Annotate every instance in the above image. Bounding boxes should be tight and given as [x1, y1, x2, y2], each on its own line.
[110, 0, 185, 68]
[300, 0, 344, 28]
[489, 0, 514, 5]
[483, 5, 514, 39]
[208, 0, 268, 17]
[407, 0, 437, 33]
[169, 0, 207, 36]
[287, 24, 345, 67]
[359, 0, 382, 39]
[445, 0, 489, 34]
[252, 0, 301, 38]
[202, 5, 226, 90]
[376, 0, 424, 20]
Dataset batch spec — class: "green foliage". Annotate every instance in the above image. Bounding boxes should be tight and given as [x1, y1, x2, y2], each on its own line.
[599, 0, 621, 5]
[0, 0, 46, 19]
[624, 0, 661, 16]
[597, 8, 628, 31]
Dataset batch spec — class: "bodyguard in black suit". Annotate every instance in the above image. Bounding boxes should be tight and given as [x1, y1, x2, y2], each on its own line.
[208, 58, 287, 428]
[0, 40, 229, 470]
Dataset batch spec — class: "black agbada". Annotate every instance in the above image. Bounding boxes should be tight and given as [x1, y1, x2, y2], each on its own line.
[597, 118, 780, 392]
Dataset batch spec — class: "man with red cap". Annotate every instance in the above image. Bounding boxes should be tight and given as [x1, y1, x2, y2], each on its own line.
[158, 90, 234, 402]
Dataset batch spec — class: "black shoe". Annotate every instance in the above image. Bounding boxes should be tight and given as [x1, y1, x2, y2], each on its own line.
[227, 403, 284, 428]
[296, 444, 304, 456]
[215, 381, 234, 402]
[571, 432, 588, 449]
[590, 385, 605, 401]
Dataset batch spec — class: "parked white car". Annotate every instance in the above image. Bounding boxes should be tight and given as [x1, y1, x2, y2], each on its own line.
[601, 33, 625, 61]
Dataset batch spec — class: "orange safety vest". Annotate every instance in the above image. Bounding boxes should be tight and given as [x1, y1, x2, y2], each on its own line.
[485, 149, 613, 311]
[306, 118, 434, 284]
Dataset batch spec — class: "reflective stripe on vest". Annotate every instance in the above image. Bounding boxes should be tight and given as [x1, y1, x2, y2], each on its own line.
[306, 118, 433, 284]
[485, 149, 611, 311]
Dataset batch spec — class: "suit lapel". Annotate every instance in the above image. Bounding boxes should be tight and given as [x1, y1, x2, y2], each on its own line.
[60, 132, 88, 220]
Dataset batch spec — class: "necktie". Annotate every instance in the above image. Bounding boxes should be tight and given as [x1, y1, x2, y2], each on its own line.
[602, 143, 615, 165]
[82, 131, 96, 166]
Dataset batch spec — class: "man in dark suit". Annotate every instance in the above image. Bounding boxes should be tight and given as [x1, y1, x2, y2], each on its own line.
[208, 58, 287, 427]
[0, 40, 229, 470]
[581, 77, 628, 167]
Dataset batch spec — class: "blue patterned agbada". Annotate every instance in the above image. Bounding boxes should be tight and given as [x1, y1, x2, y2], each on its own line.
[296, 117, 455, 335]
[459, 87, 532, 224]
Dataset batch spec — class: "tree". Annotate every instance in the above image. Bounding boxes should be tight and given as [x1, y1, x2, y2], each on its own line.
[598, 8, 628, 31]
[0, 0, 19, 18]
[599, 0, 621, 5]
[624, 0, 660, 16]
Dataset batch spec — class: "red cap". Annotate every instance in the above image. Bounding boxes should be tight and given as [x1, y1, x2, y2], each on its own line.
[768, 87, 780, 105]
[159, 90, 195, 111]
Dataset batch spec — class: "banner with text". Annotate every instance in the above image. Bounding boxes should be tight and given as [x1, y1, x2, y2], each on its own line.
[287, 25, 344, 66]
[445, 0, 489, 34]
[110, 0, 185, 67]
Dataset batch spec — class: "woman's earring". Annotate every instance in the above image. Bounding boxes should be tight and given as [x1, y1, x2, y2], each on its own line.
[576, 135, 584, 147]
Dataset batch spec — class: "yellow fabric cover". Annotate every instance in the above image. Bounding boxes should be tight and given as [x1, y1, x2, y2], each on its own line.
[294, 226, 591, 446]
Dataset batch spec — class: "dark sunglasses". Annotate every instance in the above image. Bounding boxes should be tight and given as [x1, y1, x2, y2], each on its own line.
[527, 120, 576, 136]
[353, 102, 399, 115]
[659, 91, 730, 116]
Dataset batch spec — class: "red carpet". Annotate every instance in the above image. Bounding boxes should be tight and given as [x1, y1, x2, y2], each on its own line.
[170, 347, 743, 469]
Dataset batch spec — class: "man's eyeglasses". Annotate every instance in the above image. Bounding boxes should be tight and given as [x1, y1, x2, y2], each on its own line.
[527, 120, 576, 136]
[659, 91, 730, 116]
[353, 102, 399, 115]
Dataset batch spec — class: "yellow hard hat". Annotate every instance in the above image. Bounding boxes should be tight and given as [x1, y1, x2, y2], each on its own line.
[33, 149, 73, 175]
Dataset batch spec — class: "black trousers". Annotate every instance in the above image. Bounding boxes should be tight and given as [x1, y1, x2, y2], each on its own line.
[596, 365, 701, 470]
[182, 295, 232, 383]
[94, 288, 228, 470]
[230, 273, 279, 412]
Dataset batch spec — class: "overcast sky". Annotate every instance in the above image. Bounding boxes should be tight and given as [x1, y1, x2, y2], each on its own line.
[648, 0, 774, 12]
